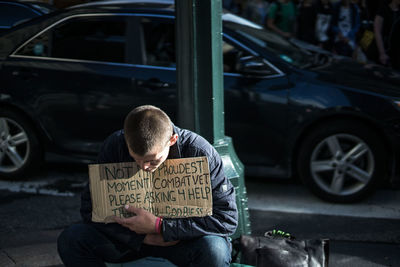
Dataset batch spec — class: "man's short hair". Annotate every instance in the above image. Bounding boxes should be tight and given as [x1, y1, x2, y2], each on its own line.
[124, 105, 173, 156]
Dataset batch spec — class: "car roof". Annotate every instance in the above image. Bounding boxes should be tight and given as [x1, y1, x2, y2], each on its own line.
[0, 0, 56, 13]
[69, 0, 174, 10]
[0, 0, 261, 60]
[67, 0, 250, 23]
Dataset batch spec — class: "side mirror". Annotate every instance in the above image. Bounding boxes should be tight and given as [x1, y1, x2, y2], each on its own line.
[237, 55, 273, 76]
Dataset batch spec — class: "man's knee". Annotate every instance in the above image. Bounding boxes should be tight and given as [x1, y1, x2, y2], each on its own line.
[193, 236, 231, 266]
[57, 224, 92, 256]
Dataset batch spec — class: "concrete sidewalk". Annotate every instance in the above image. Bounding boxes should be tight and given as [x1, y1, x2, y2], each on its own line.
[1, 179, 399, 266]
[0, 230, 63, 267]
[1, 223, 399, 267]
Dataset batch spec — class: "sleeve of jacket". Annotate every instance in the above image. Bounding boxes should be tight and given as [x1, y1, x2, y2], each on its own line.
[80, 131, 146, 250]
[161, 148, 238, 241]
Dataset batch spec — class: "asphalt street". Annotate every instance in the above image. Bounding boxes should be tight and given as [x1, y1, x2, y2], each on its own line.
[0, 163, 399, 266]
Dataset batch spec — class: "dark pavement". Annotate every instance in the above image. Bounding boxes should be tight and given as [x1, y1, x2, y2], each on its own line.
[0, 165, 399, 266]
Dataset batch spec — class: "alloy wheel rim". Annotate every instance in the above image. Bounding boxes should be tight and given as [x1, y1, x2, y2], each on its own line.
[310, 133, 374, 196]
[0, 117, 30, 173]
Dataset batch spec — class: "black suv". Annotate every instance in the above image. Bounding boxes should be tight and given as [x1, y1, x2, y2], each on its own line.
[0, 0, 400, 202]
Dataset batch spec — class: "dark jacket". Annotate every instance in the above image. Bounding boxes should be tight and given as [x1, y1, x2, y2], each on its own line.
[80, 125, 238, 249]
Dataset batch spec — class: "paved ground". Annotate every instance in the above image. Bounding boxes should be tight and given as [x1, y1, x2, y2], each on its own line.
[0, 166, 399, 266]
[247, 177, 400, 267]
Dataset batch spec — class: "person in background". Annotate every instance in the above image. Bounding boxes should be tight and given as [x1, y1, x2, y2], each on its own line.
[390, 15, 400, 70]
[223, 0, 245, 15]
[244, 0, 271, 26]
[366, 0, 379, 23]
[373, 0, 400, 68]
[315, 0, 334, 50]
[267, 0, 297, 38]
[331, 0, 361, 56]
[297, 0, 317, 44]
[352, 0, 371, 62]
[352, 0, 370, 22]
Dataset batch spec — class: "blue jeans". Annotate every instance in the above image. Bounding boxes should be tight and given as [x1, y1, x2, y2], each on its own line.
[57, 223, 231, 267]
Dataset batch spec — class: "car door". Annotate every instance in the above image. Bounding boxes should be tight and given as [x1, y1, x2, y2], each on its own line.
[6, 14, 176, 155]
[129, 15, 177, 122]
[222, 37, 293, 175]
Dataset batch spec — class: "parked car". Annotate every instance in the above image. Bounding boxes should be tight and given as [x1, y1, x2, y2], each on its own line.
[0, 0, 57, 35]
[0, 0, 399, 202]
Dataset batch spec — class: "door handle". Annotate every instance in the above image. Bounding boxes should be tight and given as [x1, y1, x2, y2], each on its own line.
[12, 69, 38, 80]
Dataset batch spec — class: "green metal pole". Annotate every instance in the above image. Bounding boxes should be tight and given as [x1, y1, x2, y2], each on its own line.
[175, 0, 251, 240]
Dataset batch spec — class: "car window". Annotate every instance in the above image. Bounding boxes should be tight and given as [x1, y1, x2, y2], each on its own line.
[140, 17, 175, 67]
[223, 13, 310, 68]
[223, 41, 278, 76]
[223, 41, 244, 73]
[138, 16, 273, 73]
[17, 30, 50, 57]
[17, 16, 128, 63]
[0, 2, 38, 28]
[30, 3, 56, 14]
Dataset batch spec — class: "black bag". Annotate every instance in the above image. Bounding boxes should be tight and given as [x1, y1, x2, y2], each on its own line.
[233, 230, 329, 267]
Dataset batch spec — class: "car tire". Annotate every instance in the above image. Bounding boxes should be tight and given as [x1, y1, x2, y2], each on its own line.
[297, 120, 386, 203]
[0, 110, 43, 179]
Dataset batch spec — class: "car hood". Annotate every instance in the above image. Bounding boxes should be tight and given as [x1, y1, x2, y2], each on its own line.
[289, 38, 332, 56]
[311, 58, 400, 98]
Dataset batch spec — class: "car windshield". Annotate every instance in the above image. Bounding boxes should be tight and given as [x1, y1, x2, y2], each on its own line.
[222, 13, 310, 68]
[31, 3, 57, 14]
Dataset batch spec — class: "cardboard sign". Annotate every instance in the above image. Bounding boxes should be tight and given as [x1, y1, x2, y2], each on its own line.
[88, 156, 213, 223]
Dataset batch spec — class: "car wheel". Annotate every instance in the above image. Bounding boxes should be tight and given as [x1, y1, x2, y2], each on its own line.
[297, 120, 386, 203]
[0, 110, 42, 179]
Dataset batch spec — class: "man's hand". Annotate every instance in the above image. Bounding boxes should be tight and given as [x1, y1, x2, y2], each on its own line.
[113, 205, 157, 234]
[143, 234, 180, 247]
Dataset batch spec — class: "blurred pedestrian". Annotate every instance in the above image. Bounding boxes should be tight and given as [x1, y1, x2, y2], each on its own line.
[390, 18, 400, 70]
[223, 0, 243, 15]
[245, 0, 271, 25]
[351, 0, 376, 61]
[315, 0, 334, 50]
[373, 0, 400, 69]
[331, 0, 361, 57]
[297, 0, 317, 44]
[267, 0, 297, 38]
[352, 0, 371, 62]
[352, 0, 370, 22]
[365, 0, 379, 22]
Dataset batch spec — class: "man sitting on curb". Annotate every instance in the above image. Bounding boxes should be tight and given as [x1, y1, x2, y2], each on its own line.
[57, 105, 238, 267]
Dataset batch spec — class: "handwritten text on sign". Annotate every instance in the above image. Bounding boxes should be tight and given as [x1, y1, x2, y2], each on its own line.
[88, 157, 213, 222]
